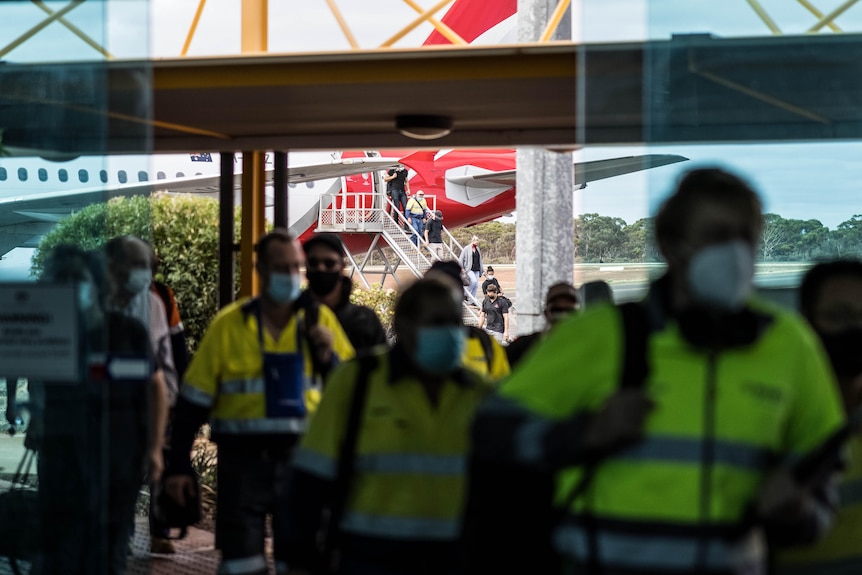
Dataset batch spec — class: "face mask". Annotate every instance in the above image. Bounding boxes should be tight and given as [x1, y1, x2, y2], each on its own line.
[487, 274, 494, 278]
[268, 272, 302, 304]
[686, 240, 753, 311]
[125, 268, 152, 295]
[307, 270, 341, 296]
[78, 282, 96, 312]
[413, 326, 466, 374]
[818, 328, 862, 378]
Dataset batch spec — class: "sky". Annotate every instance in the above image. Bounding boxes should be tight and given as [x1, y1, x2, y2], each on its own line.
[1, 0, 861, 278]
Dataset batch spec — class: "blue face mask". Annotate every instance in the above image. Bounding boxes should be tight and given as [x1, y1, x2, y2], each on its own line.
[413, 325, 466, 373]
[268, 272, 302, 304]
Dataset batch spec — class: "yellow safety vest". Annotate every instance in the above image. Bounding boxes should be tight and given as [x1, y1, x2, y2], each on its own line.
[179, 297, 355, 437]
[462, 330, 510, 381]
[406, 197, 428, 216]
[776, 435, 862, 574]
[293, 349, 493, 541]
[496, 297, 845, 573]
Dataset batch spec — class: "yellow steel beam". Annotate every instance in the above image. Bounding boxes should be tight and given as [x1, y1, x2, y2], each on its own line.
[181, 0, 208, 56]
[325, 0, 360, 50]
[807, 0, 858, 32]
[796, 0, 843, 32]
[241, 0, 268, 53]
[540, 0, 572, 42]
[239, 0, 268, 297]
[379, 0, 453, 48]
[745, 0, 783, 35]
[688, 52, 830, 125]
[240, 151, 266, 299]
[402, 0, 466, 45]
[154, 47, 577, 90]
[0, 0, 83, 59]
[32, 0, 113, 59]
[0, 90, 232, 139]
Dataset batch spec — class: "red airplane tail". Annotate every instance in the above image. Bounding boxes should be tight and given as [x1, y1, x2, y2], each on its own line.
[423, 0, 517, 46]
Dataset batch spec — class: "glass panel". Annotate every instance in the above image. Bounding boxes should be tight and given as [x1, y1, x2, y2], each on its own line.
[0, 1, 154, 571]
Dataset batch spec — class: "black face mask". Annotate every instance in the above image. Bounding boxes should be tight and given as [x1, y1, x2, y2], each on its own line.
[306, 270, 341, 296]
[818, 328, 862, 378]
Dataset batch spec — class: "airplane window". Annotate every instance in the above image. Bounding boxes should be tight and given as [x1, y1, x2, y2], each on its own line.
[58, 169, 67, 182]
[0, 167, 6, 181]
[18, 168, 28, 182]
[38, 168, 47, 182]
[100, 170, 108, 183]
[176, 172, 184, 178]
[138, 171, 148, 182]
[118, 170, 127, 184]
[157, 171, 166, 180]
[79, 169, 89, 183]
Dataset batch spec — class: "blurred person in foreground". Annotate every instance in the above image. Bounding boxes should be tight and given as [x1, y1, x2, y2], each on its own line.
[31, 245, 165, 575]
[284, 279, 493, 575]
[425, 260, 510, 381]
[302, 233, 387, 354]
[505, 282, 579, 368]
[466, 168, 845, 574]
[775, 259, 862, 575]
[165, 229, 354, 575]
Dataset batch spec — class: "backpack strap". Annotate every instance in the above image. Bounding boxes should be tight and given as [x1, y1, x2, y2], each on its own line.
[153, 281, 173, 324]
[618, 302, 650, 390]
[297, 292, 328, 381]
[555, 301, 651, 570]
[322, 353, 378, 570]
[468, 325, 495, 375]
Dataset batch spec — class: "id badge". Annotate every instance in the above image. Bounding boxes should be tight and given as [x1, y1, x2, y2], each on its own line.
[262, 352, 306, 418]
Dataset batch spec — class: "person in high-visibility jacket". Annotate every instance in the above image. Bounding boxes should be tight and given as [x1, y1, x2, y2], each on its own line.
[466, 168, 846, 575]
[776, 259, 862, 575]
[283, 279, 493, 575]
[165, 229, 354, 575]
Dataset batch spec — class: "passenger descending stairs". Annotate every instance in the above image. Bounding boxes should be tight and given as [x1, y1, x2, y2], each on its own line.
[316, 192, 480, 325]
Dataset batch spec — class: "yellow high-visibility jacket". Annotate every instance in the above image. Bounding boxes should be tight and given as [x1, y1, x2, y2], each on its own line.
[289, 347, 493, 568]
[462, 326, 510, 381]
[776, 435, 862, 575]
[475, 288, 844, 574]
[179, 296, 354, 438]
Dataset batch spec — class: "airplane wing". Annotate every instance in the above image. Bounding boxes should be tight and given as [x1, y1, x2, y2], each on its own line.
[448, 154, 689, 188]
[0, 157, 401, 258]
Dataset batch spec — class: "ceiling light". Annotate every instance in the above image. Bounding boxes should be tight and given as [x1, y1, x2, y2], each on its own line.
[396, 114, 453, 140]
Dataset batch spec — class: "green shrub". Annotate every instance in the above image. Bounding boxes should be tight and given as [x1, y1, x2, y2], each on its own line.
[349, 283, 397, 332]
[31, 194, 240, 350]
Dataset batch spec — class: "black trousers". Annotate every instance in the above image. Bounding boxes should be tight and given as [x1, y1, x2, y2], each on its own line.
[216, 443, 295, 574]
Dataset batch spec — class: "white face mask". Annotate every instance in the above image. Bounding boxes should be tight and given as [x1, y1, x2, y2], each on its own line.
[686, 240, 754, 311]
[125, 268, 152, 295]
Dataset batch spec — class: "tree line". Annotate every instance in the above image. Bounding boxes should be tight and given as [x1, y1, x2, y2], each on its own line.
[451, 213, 862, 264]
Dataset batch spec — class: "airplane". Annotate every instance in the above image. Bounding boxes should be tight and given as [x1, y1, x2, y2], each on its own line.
[0, 0, 686, 269]
[0, 149, 687, 258]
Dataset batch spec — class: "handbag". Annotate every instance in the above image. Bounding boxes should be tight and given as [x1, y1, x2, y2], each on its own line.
[0, 447, 41, 571]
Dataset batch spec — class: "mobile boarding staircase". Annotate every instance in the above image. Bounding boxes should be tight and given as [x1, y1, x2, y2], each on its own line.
[315, 191, 481, 325]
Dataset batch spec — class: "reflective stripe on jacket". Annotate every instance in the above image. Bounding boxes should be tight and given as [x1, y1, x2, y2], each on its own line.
[486, 289, 844, 573]
[294, 348, 493, 542]
[179, 297, 355, 437]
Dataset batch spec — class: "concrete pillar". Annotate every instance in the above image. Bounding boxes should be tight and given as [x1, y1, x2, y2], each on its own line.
[515, 0, 574, 335]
